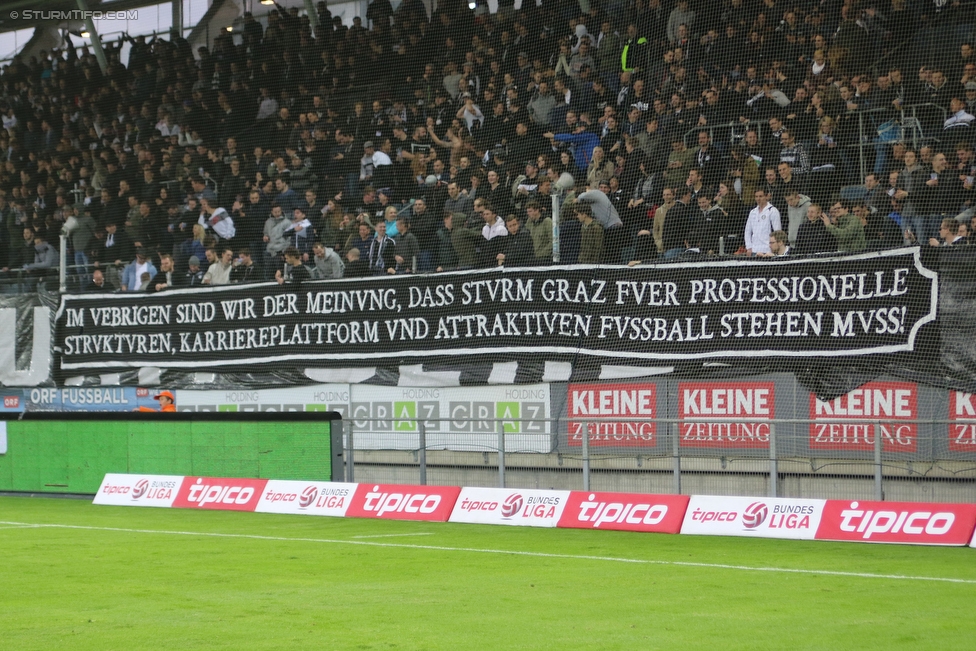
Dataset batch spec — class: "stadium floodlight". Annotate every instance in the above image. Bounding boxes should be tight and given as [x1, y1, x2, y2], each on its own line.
[226, 26, 234, 32]
[468, 1, 476, 8]
[260, 0, 274, 4]
[80, 30, 90, 38]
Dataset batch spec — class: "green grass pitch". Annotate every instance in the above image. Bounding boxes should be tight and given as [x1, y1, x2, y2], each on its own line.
[1, 495, 974, 650]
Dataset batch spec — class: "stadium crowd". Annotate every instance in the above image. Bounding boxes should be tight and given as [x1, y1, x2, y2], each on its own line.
[1, 0, 975, 291]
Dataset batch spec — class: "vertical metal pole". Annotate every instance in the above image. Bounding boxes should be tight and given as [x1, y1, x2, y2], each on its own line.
[76, 0, 108, 74]
[304, 0, 320, 29]
[497, 419, 505, 488]
[418, 422, 427, 486]
[551, 193, 560, 263]
[874, 421, 883, 501]
[172, 0, 184, 36]
[672, 419, 681, 494]
[59, 233, 68, 293]
[858, 113, 866, 183]
[769, 422, 778, 498]
[582, 421, 591, 492]
[346, 421, 355, 482]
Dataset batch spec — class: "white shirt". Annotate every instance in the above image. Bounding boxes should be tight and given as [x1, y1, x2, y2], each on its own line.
[199, 207, 236, 240]
[482, 216, 508, 240]
[372, 151, 393, 167]
[944, 110, 975, 130]
[744, 203, 782, 255]
[129, 260, 150, 291]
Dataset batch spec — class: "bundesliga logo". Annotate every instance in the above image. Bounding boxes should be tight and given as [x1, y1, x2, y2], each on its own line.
[131, 479, 149, 499]
[742, 502, 769, 529]
[501, 494, 523, 518]
[299, 486, 318, 508]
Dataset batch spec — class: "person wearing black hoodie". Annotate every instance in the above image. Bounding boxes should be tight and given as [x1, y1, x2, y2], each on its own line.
[793, 203, 836, 256]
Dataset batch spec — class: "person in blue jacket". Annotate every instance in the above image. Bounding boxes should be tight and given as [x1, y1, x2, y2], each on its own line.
[544, 124, 599, 171]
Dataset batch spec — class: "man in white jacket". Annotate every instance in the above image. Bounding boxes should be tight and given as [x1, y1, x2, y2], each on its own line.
[199, 197, 236, 242]
[745, 189, 782, 256]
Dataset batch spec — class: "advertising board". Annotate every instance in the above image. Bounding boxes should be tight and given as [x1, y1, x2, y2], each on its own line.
[449, 487, 569, 527]
[680, 495, 825, 540]
[92, 473, 183, 507]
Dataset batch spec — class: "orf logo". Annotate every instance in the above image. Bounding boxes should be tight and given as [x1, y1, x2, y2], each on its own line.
[743, 502, 768, 529]
[501, 494, 523, 518]
[131, 479, 149, 499]
[299, 486, 318, 508]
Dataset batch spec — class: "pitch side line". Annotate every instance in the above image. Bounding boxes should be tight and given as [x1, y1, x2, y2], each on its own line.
[351, 532, 435, 539]
[1, 520, 974, 585]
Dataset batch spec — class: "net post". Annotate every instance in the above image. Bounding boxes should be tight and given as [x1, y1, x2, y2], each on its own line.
[346, 420, 355, 482]
[769, 422, 778, 498]
[874, 421, 883, 501]
[59, 233, 68, 293]
[497, 419, 506, 488]
[582, 421, 591, 492]
[672, 419, 681, 495]
[330, 417, 345, 482]
[418, 421, 427, 486]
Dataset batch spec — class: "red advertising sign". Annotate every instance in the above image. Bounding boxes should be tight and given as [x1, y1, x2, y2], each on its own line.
[557, 491, 689, 533]
[949, 392, 976, 452]
[172, 476, 268, 511]
[815, 500, 976, 545]
[809, 382, 918, 452]
[679, 382, 774, 449]
[567, 383, 657, 447]
[346, 483, 460, 521]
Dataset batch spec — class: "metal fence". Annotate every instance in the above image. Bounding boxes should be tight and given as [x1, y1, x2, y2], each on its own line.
[340, 417, 976, 504]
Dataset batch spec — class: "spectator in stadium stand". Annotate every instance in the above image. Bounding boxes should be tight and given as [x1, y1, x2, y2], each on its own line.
[184, 256, 205, 286]
[276, 246, 312, 285]
[660, 186, 693, 260]
[546, 124, 599, 172]
[479, 203, 507, 266]
[524, 201, 553, 263]
[199, 196, 236, 244]
[203, 247, 234, 285]
[575, 203, 604, 265]
[149, 253, 177, 292]
[497, 214, 535, 266]
[310, 241, 344, 280]
[443, 182, 473, 220]
[856, 202, 903, 251]
[343, 247, 370, 278]
[693, 194, 727, 255]
[757, 230, 792, 258]
[744, 189, 782, 257]
[230, 248, 264, 284]
[393, 216, 419, 273]
[368, 220, 397, 275]
[137, 391, 176, 413]
[345, 222, 374, 259]
[944, 97, 976, 132]
[87, 268, 110, 293]
[784, 191, 812, 245]
[914, 151, 964, 244]
[929, 218, 966, 247]
[120, 247, 156, 292]
[823, 200, 866, 253]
